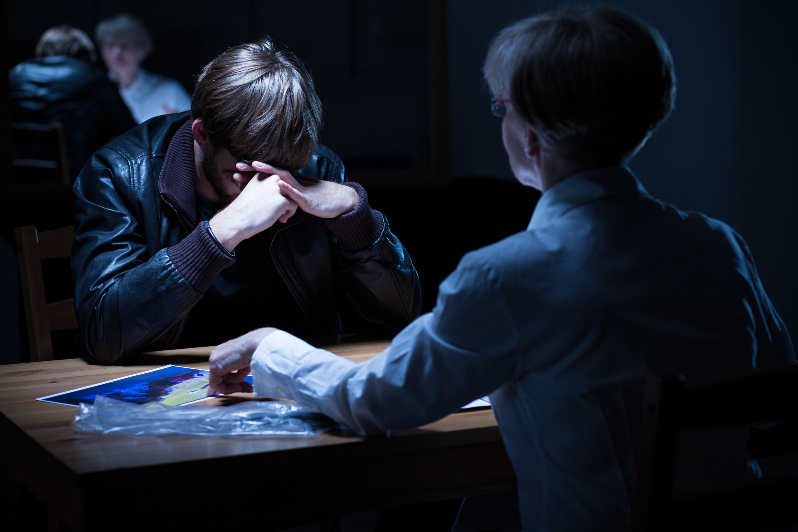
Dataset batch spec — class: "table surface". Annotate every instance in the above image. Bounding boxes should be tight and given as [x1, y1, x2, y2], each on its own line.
[0, 336, 515, 531]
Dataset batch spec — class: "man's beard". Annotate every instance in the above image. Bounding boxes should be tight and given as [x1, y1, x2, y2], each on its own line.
[200, 146, 236, 207]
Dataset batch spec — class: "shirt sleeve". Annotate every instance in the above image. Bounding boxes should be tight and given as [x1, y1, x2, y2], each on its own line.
[251, 254, 522, 435]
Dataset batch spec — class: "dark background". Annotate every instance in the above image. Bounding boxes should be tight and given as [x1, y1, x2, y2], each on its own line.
[2, 0, 797, 365]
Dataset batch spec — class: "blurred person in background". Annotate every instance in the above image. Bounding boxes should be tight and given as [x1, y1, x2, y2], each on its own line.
[95, 13, 191, 123]
[9, 25, 136, 182]
[71, 38, 421, 365]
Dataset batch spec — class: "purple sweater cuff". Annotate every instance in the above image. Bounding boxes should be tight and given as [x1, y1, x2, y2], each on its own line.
[167, 223, 236, 293]
[323, 182, 384, 251]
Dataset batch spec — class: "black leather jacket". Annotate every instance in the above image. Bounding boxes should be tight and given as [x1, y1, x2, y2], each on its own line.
[9, 56, 136, 181]
[72, 113, 422, 363]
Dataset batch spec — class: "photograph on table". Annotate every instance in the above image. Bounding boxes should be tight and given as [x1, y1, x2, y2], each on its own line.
[37, 365, 252, 407]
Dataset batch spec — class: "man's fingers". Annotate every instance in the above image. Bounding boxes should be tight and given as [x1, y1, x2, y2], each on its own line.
[251, 161, 278, 174]
[252, 162, 299, 185]
[279, 171, 301, 189]
[251, 161, 275, 172]
[277, 179, 302, 202]
[232, 172, 249, 183]
[278, 203, 297, 223]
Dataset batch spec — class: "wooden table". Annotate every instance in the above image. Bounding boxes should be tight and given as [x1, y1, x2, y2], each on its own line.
[0, 336, 516, 532]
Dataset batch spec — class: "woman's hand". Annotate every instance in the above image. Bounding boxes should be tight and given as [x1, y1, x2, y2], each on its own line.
[207, 328, 278, 395]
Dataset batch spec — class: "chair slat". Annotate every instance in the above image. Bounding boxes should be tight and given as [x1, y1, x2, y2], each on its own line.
[38, 225, 74, 260]
[11, 122, 70, 184]
[15, 225, 76, 361]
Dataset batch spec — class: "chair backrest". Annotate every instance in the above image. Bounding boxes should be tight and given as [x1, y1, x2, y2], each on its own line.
[633, 367, 798, 531]
[11, 122, 70, 184]
[15, 225, 77, 362]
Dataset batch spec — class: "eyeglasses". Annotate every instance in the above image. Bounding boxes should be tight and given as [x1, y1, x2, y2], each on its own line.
[490, 99, 511, 118]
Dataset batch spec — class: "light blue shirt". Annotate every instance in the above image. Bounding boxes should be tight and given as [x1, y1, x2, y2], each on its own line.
[251, 167, 794, 531]
[118, 68, 191, 123]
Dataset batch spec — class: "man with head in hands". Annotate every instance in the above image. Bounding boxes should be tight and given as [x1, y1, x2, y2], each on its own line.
[71, 38, 421, 364]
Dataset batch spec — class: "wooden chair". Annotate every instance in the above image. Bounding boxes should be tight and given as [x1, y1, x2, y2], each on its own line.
[15, 225, 77, 362]
[11, 122, 70, 184]
[633, 367, 798, 531]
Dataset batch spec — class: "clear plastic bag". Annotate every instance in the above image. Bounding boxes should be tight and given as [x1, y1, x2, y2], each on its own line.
[72, 395, 340, 438]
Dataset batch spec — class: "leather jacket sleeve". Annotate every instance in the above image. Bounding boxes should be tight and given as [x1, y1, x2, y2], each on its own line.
[72, 143, 205, 364]
[328, 191, 423, 333]
[281, 146, 423, 334]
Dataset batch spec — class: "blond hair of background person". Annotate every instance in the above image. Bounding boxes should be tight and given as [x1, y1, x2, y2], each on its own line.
[95, 13, 191, 123]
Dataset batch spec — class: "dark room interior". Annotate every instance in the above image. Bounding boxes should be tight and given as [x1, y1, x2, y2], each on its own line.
[2, 0, 797, 531]
[2, 0, 797, 365]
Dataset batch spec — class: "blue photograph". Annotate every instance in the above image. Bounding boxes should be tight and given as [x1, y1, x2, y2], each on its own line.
[38, 365, 253, 407]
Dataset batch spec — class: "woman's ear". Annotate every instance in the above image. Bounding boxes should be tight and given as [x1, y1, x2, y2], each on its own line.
[192, 119, 212, 149]
[524, 127, 541, 159]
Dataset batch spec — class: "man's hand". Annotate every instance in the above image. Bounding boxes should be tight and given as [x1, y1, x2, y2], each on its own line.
[238, 161, 359, 219]
[209, 173, 298, 252]
[207, 328, 278, 395]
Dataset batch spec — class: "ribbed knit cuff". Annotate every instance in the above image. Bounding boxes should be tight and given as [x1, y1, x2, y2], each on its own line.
[204, 221, 235, 258]
[323, 182, 384, 250]
[167, 223, 236, 293]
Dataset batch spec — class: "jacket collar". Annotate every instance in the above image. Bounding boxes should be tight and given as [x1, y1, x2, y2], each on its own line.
[159, 119, 198, 229]
[528, 166, 649, 230]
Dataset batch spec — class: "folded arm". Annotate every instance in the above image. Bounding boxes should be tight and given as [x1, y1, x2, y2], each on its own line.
[72, 149, 233, 363]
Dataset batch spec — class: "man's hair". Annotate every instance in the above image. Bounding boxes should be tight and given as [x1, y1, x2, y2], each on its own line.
[191, 37, 323, 171]
[36, 25, 97, 64]
[95, 13, 152, 51]
[484, 7, 676, 166]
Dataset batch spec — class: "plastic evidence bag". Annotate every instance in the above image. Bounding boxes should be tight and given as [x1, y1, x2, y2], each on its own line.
[72, 395, 341, 438]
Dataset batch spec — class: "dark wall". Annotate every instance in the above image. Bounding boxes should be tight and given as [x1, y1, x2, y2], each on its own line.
[734, 1, 798, 350]
[5, 0, 434, 172]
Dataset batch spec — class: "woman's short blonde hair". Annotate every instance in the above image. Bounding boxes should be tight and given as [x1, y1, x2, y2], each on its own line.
[484, 7, 676, 165]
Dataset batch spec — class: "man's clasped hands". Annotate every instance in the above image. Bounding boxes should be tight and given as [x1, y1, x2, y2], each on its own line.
[208, 160, 359, 253]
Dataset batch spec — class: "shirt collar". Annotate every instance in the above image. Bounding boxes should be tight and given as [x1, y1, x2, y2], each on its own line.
[159, 120, 198, 228]
[528, 166, 648, 230]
